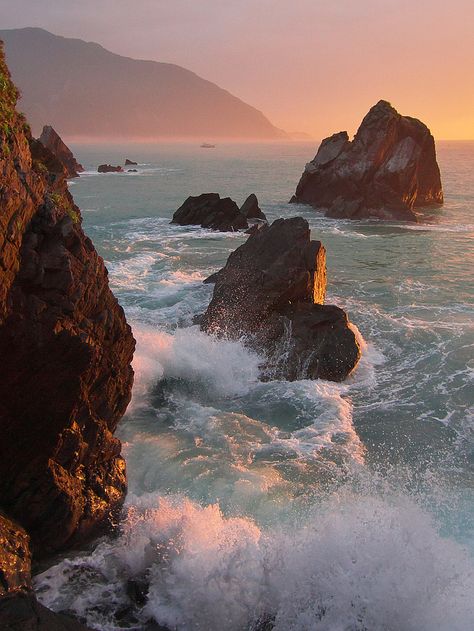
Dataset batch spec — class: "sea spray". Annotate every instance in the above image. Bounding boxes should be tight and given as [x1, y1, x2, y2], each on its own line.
[35, 474, 474, 631]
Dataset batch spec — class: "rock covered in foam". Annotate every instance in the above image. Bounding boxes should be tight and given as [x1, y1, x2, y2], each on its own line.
[38, 125, 84, 178]
[0, 43, 135, 554]
[291, 100, 443, 221]
[201, 217, 360, 381]
[172, 192, 267, 232]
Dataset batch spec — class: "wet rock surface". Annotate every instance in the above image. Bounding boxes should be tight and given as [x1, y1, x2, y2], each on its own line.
[201, 217, 360, 381]
[291, 100, 443, 221]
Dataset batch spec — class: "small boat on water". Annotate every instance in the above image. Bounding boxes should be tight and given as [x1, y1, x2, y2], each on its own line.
[200, 143, 216, 148]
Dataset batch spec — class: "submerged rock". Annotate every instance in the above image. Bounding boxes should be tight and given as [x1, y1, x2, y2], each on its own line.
[171, 193, 249, 232]
[201, 217, 360, 381]
[98, 164, 124, 173]
[0, 44, 135, 554]
[291, 100, 443, 221]
[38, 125, 84, 178]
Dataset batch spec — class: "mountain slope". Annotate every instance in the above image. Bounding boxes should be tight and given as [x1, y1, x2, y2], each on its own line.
[0, 27, 285, 139]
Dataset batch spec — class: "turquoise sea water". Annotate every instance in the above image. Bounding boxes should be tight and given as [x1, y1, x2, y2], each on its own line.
[35, 141, 474, 630]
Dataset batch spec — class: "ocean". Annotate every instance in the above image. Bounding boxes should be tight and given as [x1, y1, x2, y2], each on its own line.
[34, 141, 474, 630]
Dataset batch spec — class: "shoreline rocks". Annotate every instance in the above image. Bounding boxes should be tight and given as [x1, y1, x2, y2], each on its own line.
[171, 192, 267, 232]
[38, 126, 84, 178]
[291, 100, 443, 221]
[201, 217, 360, 381]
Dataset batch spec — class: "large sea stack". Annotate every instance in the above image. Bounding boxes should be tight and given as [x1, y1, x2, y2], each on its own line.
[201, 217, 360, 381]
[38, 125, 84, 178]
[291, 100, 443, 221]
[0, 42, 135, 562]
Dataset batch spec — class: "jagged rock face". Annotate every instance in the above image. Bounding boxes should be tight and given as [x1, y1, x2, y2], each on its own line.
[171, 193, 249, 232]
[39, 126, 84, 178]
[0, 514, 31, 596]
[291, 100, 443, 221]
[0, 45, 135, 554]
[98, 164, 123, 173]
[201, 217, 360, 381]
[0, 514, 93, 630]
[240, 193, 267, 221]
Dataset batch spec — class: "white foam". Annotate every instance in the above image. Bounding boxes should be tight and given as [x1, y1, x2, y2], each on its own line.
[35, 482, 474, 631]
[129, 324, 261, 410]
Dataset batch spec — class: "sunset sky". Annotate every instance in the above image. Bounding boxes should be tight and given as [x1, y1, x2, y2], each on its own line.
[1, 0, 473, 139]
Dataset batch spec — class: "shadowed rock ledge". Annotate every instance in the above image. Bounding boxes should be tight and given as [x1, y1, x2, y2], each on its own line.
[291, 100, 443, 221]
[0, 42, 135, 556]
[201, 217, 360, 381]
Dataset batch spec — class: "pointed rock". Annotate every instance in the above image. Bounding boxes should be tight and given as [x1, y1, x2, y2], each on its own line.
[240, 193, 267, 222]
[39, 125, 84, 178]
[291, 100, 443, 221]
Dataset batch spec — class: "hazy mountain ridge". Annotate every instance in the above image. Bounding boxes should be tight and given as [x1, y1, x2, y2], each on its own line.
[0, 27, 286, 139]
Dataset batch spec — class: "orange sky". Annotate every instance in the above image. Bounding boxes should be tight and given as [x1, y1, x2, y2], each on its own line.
[1, 0, 473, 139]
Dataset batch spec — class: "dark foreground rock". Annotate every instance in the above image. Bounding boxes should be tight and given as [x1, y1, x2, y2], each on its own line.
[291, 100, 443, 221]
[39, 125, 84, 178]
[98, 163, 124, 173]
[201, 217, 360, 381]
[0, 593, 94, 631]
[0, 43, 135, 554]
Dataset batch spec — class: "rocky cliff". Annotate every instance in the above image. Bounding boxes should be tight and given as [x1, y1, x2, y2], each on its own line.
[291, 100, 443, 221]
[38, 125, 84, 178]
[201, 217, 360, 381]
[0, 43, 135, 556]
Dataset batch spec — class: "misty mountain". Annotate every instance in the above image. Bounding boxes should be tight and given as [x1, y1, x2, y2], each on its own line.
[0, 28, 286, 139]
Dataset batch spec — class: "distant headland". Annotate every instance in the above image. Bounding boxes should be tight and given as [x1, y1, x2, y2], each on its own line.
[0, 27, 288, 140]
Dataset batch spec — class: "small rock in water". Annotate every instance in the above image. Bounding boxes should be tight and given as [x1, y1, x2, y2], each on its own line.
[125, 158, 138, 165]
[98, 164, 124, 173]
[171, 192, 249, 232]
[240, 193, 267, 221]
